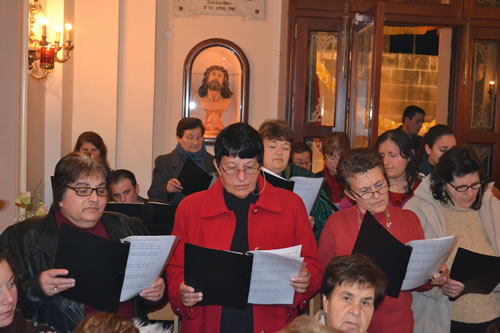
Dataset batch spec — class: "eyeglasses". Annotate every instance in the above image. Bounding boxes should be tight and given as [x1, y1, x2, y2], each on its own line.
[350, 185, 389, 200]
[221, 165, 260, 176]
[66, 185, 109, 196]
[294, 160, 312, 168]
[447, 182, 482, 192]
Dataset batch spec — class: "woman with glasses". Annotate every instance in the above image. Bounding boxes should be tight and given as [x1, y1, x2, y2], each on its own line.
[167, 123, 323, 333]
[0, 153, 166, 331]
[316, 132, 350, 205]
[318, 149, 447, 333]
[148, 117, 216, 204]
[405, 147, 499, 333]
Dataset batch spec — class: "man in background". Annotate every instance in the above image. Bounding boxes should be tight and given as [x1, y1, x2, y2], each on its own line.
[291, 142, 312, 171]
[397, 105, 425, 151]
[110, 169, 144, 203]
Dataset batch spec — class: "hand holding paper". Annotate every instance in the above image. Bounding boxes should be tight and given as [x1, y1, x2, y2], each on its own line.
[39, 269, 75, 297]
[290, 266, 311, 293]
[139, 276, 165, 302]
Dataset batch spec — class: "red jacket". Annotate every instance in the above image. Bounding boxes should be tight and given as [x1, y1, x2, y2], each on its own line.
[167, 175, 323, 333]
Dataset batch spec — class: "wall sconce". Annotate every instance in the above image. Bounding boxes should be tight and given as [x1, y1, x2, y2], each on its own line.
[488, 80, 496, 101]
[28, 0, 74, 80]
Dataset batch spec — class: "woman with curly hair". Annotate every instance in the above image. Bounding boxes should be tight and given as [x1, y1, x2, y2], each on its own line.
[405, 146, 499, 333]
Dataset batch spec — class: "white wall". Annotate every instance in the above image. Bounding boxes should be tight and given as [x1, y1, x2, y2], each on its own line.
[153, 1, 289, 159]
[0, 0, 25, 231]
[22, 0, 288, 214]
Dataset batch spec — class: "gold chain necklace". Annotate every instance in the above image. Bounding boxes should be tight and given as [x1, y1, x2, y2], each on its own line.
[356, 207, 392, 230]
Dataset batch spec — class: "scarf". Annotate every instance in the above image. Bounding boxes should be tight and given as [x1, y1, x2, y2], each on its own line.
[176, 143, 209, 172]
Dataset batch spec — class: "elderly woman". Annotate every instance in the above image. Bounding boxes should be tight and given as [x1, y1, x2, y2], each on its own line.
[74, 131, 108, 161]
[318, 149, 448, 333]
[318, 254, 387, 333]
[416, 124, 456, 176]
[167, 123, 323, 333]
[0, 153, 166, 331]
[405, 147, 499, 333]
[258, 119, 334, 240]
[376, 129, 421, 207]
[316, 132, 350, 205]
[148, 117, 216, 204]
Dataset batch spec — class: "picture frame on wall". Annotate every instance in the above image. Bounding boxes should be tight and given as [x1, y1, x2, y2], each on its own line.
[182, 38, 250, 144]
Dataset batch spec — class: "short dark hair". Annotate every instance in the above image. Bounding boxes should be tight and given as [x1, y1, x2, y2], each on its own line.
[75, 312, 139, 333]
[74, 131, 108, 160]
[321, 254, 387, 310]
[376, 130, 418, 194]
[291, 143, 312, 161]
[51, 152, 111, 211]
[430, 146, 487, 210]
[215, 123, 264, 166]
[402, 105, 425, 122]
[110, 169, 137, 187]
[322, 132, 350, 157]
[258, 119, 294, 143]
[176, 118, 205, 138]
[417, 124, 455, 164]
[337, 149, 389, 192]
[422, 125, 455, 149]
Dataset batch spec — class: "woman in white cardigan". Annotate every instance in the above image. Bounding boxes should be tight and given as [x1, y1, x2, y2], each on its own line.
[405, 146, 500, 333]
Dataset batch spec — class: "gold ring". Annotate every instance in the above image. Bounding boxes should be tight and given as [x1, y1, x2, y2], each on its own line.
[53, 285, 58, 291]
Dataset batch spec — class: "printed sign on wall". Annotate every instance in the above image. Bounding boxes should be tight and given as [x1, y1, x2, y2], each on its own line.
[174, 0, 266, 20]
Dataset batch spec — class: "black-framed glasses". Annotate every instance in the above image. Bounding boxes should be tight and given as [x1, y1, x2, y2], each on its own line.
[66, 185, 109, 196]
[221, 165, 260, 176]
[447, 182, 482, 192]
[350, 185, 389, 200]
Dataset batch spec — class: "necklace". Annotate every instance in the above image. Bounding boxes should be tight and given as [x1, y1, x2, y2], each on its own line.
[356, 207, 392, 230]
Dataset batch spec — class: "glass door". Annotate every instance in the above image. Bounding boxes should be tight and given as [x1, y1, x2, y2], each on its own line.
[291, 17, 347, 141]
[348, 3, 385, 148]
[456, 27, 500, 184]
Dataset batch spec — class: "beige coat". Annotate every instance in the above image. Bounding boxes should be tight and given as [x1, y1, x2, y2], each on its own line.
[403, 175, 500, 333]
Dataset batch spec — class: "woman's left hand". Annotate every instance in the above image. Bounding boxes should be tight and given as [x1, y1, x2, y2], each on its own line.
[290, 267, 311, 293]
[441, 278, 464, 298]
[140, 277, 165, 301]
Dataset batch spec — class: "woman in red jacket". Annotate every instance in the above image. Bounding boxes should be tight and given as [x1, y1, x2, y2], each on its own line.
[167, 123, 323, 333]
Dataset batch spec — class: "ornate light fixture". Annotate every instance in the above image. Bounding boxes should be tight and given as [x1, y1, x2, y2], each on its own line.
[28, 0, 74, 80]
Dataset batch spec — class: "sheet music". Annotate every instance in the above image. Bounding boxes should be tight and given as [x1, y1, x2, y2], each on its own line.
[261, 167, 286, 179]
[119, 235, 178, 301]
[401, 235, 457, 290]
[289, 176, 324, 215]
[247, 246, 304, 304]
[252, 245, 302, 257]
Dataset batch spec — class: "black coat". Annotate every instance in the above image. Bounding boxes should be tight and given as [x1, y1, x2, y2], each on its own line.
[0, 209, 166, 332]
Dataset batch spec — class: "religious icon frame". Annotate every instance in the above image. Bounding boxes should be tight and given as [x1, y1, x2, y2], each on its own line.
[182, 38, 250, 144]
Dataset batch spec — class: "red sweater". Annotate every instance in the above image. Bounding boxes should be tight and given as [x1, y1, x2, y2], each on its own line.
[318, 205, 425, 333]
[167, 175, 323, 333]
